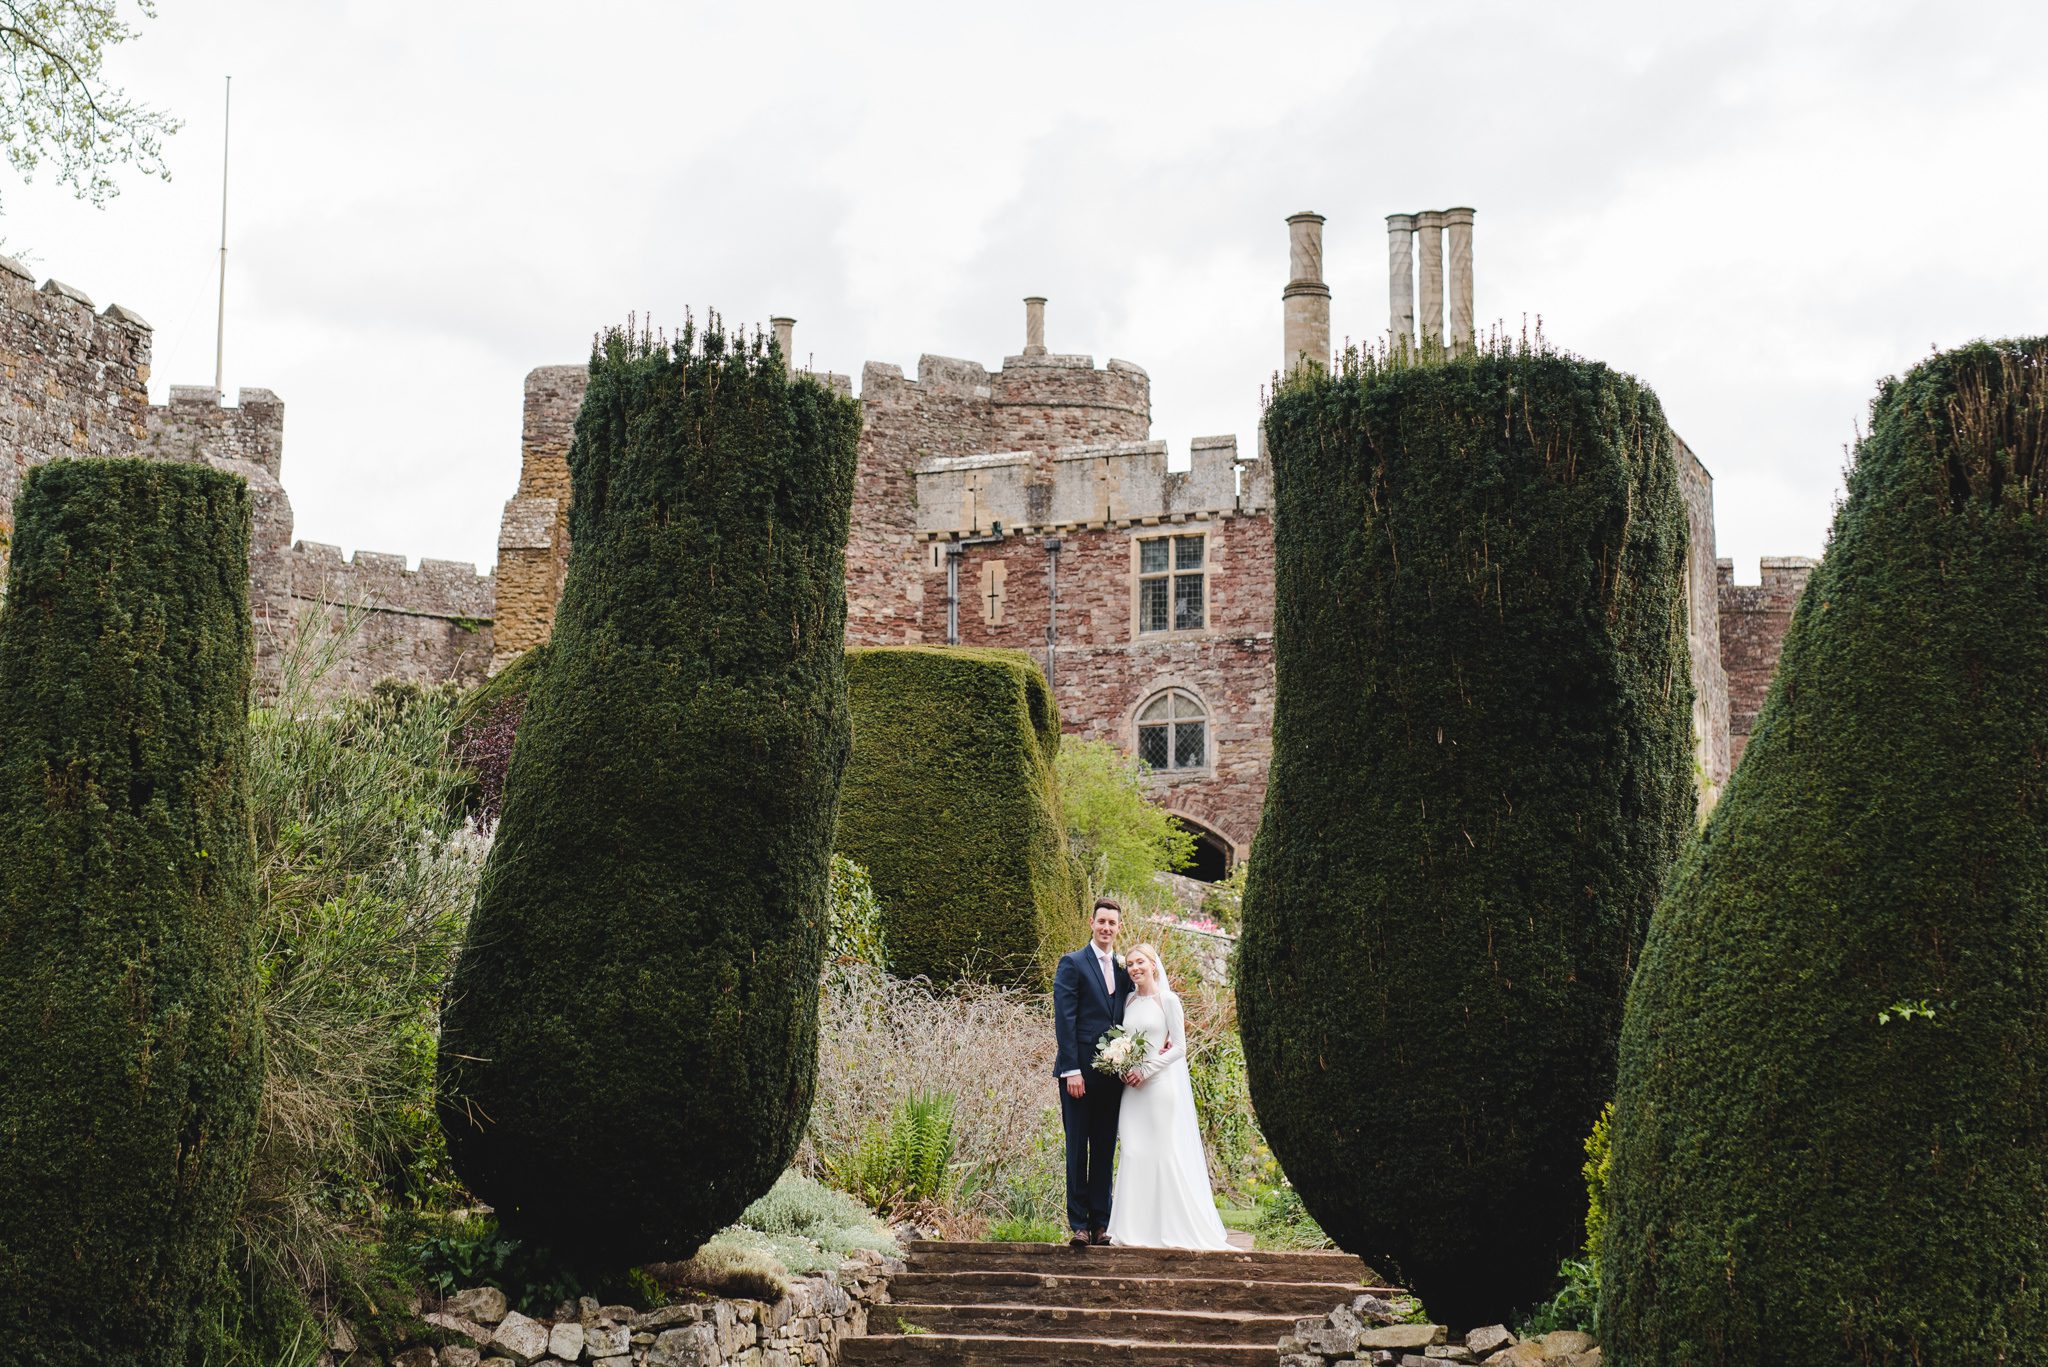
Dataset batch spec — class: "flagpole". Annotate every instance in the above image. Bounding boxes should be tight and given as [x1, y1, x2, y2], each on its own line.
[214, 75, 231, 393]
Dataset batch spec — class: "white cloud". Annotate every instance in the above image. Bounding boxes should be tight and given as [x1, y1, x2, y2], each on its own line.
[6, 0, 2043, 581]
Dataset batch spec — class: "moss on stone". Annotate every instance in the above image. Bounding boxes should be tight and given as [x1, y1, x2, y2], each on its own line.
[835, 645, 1087, 986]
[1237, 350, 1695, 1327]
[437, 322, 861, 1264]
[0, 459, 260, 1366]
[1602, 338, 2048, 1364]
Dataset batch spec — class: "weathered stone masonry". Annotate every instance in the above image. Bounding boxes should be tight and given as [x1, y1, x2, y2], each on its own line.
[489, 214, 1817, 870]
[1718, 555, 1818, 766]
[0, 258, 495, 697]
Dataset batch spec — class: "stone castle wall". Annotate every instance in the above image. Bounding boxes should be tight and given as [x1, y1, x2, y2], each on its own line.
[1675, 437, 1733, 795]
[491, 327, 1771, 865]
[1718, 555, 1818, 767]
[0, 259, 495, 697]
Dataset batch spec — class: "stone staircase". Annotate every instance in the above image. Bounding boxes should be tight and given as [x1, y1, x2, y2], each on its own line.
[842, 1240, 1388, 1366]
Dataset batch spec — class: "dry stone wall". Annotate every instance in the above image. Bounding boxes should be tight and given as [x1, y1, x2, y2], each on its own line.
[353, 1250, 900, 1367]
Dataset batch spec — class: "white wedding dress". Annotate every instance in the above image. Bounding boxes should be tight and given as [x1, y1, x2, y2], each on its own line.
[1104, 989, 1232, 1250]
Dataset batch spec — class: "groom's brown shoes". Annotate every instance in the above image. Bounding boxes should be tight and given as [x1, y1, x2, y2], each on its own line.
[1068, 1231, 1090, 1249]
[1088, 1228, 1111, 1246]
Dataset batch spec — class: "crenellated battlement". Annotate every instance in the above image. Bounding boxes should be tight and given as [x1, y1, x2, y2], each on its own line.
[914, 434, 1264, 538]
[145, 385, 286, 476]
[288, 541, 494, 622]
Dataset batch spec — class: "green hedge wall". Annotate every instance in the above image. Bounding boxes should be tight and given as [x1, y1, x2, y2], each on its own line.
[835, 646, 1087, 985]
[1237, 351, 1695, 1327]
[1602, 339, 2048, 1365]
[0, 459, 260, 1366]
[437, 322, 861, 1264]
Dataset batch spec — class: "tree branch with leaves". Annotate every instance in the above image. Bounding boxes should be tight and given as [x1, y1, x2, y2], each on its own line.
[0, 0, 178, 214]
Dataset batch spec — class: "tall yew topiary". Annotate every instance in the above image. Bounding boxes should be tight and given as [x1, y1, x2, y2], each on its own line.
[1238, 345, 1695, 1327]
[0, 460, 260, 1366]
[438, 320, 860, 1263]
[835, 645, 1088, 986]
[1603, 339, 2048, 1365]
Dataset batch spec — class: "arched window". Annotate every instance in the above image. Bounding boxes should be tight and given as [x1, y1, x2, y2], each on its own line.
[1137, 688, 1207, 772]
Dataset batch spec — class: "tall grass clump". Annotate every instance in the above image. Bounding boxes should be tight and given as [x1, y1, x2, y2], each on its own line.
[810, 966, 1062, 1232]
[201, 612, 486, 1361]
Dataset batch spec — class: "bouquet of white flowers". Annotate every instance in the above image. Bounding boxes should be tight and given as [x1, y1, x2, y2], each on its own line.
[1092, 1024, 1153, 1076]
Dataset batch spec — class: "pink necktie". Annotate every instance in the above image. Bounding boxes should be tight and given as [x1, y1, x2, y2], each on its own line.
[1100, 953, 1114, 996]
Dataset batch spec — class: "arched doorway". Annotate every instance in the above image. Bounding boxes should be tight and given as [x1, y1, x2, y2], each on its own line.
[1171, 814, 1233, 883]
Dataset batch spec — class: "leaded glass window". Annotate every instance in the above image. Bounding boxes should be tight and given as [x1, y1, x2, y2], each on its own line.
[1136, 688, 1208, 772]
[1138, 533, 1206, 634]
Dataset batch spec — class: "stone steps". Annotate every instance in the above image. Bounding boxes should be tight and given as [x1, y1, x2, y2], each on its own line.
[904, 1239, 1370, 1282]
[844, 1239, 1381, 1367]
[843, 1333, 1278, 1366]
[885, 1302, 1299, 1344]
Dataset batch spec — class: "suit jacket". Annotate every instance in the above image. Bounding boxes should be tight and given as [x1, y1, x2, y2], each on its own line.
[1053, 945, 1135, 1077]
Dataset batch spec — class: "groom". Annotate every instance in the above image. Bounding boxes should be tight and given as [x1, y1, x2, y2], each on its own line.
[1053, 897, 1135, 1248]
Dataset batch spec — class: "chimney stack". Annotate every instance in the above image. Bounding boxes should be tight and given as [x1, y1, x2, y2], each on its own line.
[1023, 296, 1047, 356]
[1415, 211, 1445, 343]
[769, 315, 796, 375]
[1282, 211, 1331, 373]
[1386, 213, 1417, 345]
[1444, 208, 1475, 349]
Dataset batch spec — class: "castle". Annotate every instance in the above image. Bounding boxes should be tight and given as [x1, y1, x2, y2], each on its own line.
[0, 211, 1813, 875]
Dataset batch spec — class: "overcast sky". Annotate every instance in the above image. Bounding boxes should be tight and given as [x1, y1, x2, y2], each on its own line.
[7, 1, 2042, 578]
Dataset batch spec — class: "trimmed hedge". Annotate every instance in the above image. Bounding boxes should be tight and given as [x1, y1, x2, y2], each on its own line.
[1602, 339, 2048, 1364]
[835, 646, 1087, 985]
[437, 321, 860, 1264]
[0, 459, 260, 1366]
[1238, 349, 1695, 1327]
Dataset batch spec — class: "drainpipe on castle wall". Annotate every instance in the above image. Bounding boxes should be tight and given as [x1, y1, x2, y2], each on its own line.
[944, 528, 1006, 646]
[1043, 536, 1061, 691]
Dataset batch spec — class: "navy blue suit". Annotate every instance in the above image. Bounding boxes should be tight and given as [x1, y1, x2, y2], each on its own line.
[1053, 944, 1134, 1234]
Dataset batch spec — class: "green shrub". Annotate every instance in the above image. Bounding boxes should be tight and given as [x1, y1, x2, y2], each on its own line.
[664, 1243, 790, 1303]
[984, 1215, 1066, 1243]
[0, 459, 262, 1366]
[1602, 339, 2048, 1365]
[205, 612, 487, 1351]
[674, 1171, 896, 1294]
[1056, 736, 1194, 912]
[1239, 343, 1696, 1327]
[836, 645, 1087, 984]
[437, 319, 861, 1265]
[827, 855, 889, 971]
[827, 1091, 958, 1211]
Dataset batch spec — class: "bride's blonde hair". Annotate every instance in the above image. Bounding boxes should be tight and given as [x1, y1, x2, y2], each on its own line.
[1126, 941, 1172, 994]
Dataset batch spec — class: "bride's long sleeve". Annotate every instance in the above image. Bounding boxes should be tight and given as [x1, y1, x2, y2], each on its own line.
[1142, 994, 1188, 1079]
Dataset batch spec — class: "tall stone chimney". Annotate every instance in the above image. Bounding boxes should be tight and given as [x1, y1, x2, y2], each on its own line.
[770, 316, 796, 375]
[1283, 211, 1331, 373]
[1415, 211, 1444, 343]
[1023, 296, 1047, 356]
[1445, 208, 1475, 349]
[1386, 213, 1416, 345]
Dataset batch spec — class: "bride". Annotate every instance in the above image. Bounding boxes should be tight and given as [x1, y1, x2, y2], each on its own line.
[1104, 942, 1232, 1250]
